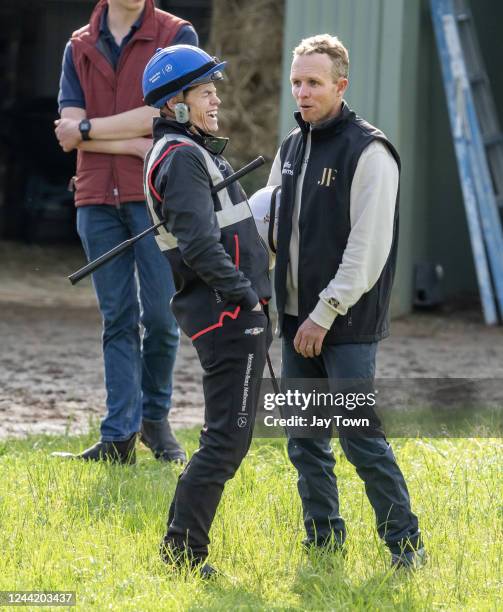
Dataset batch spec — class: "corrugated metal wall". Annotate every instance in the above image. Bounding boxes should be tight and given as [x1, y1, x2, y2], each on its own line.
[279, 0, 407, 139]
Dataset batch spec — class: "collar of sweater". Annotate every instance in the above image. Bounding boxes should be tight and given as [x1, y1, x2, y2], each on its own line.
[152, 117, 229, 155]
[294, 101, 355, 138]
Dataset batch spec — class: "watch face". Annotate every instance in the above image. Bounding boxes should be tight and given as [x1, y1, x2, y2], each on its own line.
[79, 120, 91, 140]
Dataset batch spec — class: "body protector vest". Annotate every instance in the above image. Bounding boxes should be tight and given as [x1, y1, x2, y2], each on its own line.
[144, 126, 271, 340]
[276, 103, 400, 344]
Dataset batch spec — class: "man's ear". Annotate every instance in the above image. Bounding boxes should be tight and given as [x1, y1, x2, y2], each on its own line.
[337, 77, 349, 97]
[166, 98, 177, 113]
[166, 93, 184, 113]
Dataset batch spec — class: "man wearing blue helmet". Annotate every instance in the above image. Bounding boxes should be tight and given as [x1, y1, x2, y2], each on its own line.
[142, 45, 271, 576]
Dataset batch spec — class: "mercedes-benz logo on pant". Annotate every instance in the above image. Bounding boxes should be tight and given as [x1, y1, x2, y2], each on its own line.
[237, 416, 247, 428]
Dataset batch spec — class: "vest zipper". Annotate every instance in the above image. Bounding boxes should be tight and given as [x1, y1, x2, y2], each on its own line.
[112, 160, 121, 209]
[296, 131, 310, 318]
[347, 308, 353, 327]
[111, 82, 120, 208]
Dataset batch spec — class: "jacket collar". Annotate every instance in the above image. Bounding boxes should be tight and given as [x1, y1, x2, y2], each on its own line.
[294, 100, 355, 136]
[87, 0, 155, 43]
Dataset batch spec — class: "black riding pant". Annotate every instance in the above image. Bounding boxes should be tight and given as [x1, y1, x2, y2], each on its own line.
[164, 309, 270, 562]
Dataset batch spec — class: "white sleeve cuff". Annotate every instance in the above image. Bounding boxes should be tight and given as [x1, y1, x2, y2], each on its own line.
[309, 298, 339, 330]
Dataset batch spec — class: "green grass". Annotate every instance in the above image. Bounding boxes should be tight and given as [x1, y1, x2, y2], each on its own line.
[0, 431, 501, 611]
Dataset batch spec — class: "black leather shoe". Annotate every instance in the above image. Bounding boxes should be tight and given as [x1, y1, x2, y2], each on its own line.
[51, 433, 137, 465]
[140, 418, 186, 463]
[391, 547, 427, 570]
[199, 563, 218, 580]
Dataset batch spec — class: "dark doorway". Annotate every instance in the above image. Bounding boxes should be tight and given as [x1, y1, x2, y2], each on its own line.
[0, 0, 211, 243]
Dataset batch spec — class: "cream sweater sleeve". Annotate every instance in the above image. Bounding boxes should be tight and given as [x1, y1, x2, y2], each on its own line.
[310, 141, 399, 330]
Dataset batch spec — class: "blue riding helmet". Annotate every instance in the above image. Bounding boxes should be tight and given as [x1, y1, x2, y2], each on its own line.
[143, 45, 227, 109]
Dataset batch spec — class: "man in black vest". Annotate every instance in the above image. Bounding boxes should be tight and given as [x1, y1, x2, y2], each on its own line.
[268, 34, 425, 569]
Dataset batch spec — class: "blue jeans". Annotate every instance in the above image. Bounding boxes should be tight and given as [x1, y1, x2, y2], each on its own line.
[77, 203, 179, 442]
[282, 321, 420, 553]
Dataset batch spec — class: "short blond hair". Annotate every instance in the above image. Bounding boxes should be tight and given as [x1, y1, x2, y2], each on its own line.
[293, 34, 349, 81]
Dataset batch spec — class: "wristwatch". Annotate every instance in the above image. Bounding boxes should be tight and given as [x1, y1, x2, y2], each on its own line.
[327, 297, 340, 310]
[79, 119, 92, 141]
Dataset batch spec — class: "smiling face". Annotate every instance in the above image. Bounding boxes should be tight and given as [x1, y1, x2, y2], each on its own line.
[183, 82, 221, 134]
[290, 53, 348, 125]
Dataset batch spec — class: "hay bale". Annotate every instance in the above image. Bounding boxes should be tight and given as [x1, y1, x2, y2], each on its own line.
[208, 0, 284, 191]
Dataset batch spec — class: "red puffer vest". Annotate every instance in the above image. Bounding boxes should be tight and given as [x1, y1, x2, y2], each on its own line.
[71, 0, 189, 206]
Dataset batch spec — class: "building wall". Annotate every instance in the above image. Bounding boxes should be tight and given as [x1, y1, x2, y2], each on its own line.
[411, 0, 503, 301]
[278, 0, 501, 316]
[31, 1, 94, 100]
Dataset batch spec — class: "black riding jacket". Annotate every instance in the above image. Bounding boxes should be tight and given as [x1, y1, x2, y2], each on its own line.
[144, 118, 270, 340]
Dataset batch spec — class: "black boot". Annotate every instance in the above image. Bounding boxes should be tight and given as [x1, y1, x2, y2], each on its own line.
[140, 418, 186, 463]
[51, 433, 137, 465]
[391, 546, 427, 570]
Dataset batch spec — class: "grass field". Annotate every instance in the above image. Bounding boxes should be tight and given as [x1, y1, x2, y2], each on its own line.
[0, 431, 501, 611]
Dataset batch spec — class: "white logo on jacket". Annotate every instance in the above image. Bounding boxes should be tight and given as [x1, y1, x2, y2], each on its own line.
[318, 167, 338, 187]
[244, 327, 264, 335]
[282, 160, 294, 176]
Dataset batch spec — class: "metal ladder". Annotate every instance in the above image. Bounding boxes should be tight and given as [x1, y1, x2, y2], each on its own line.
[430, 0, 503, 324]
[454, 0, 503, 210]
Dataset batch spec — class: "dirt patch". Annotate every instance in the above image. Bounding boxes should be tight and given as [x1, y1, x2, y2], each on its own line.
[0, 302, 223, 438]
[1, 241, 503, 439]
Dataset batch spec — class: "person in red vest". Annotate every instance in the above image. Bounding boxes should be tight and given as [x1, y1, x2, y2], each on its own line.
[52, 0, 197, 465]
